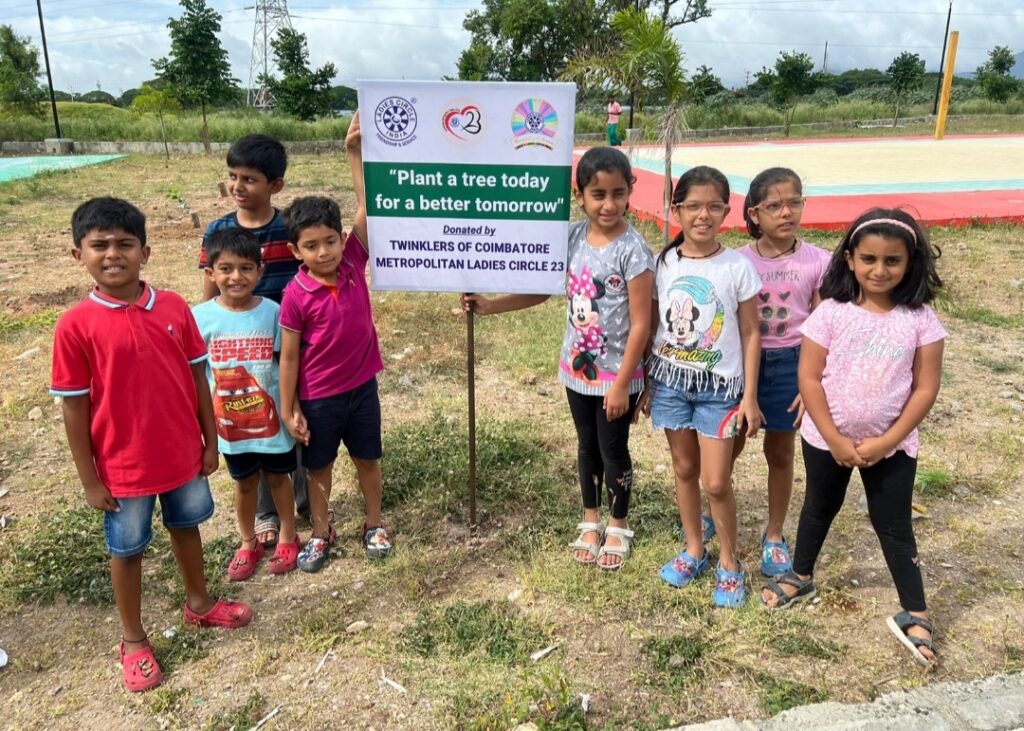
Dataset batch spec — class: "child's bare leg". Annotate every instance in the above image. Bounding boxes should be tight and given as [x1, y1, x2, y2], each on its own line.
[351, 457, 382, 526]
[267, 471, 297, 543]
[699, 434, 738, 570]
[763, 430, 795, 543]
[111, 553, 147, 652]
[167, 526, 214, 615]
[306, 463, 334, 537]
[666, 429, 703, 559]
[234, 473, 260, 549]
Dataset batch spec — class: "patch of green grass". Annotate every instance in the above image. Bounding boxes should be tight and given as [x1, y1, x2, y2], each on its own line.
[915, 469, 954, 499]
[401, 600, 550, 664]
[154, 531, 237, 606]
[947, 305, 1024, 329]
[144, 686, 188, 716]
[0, 309, 61, 337]
[294, 602, 359, 654]
[0, 505, 112, 605]
[766, 617, 846, 661]
[976, 356, 1022, 374]
[643, 632, 708, 688]
[753, 671, 827, 715]
[203, 692, 266, 731]
[151, 625, 210, 675]
[1005, 644, 1024, 675]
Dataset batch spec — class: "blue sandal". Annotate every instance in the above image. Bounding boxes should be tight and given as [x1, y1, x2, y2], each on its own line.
[760, 534, 793, 577]
[714, 562, 748, 607]
[659, 549, 708, 588]
[679, 513, 716, 545]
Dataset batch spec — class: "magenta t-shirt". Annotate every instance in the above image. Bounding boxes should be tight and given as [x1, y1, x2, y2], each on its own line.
[738, 240, 831, 348]
[279, 231, 383, 400]
[799, 298, 947, 458]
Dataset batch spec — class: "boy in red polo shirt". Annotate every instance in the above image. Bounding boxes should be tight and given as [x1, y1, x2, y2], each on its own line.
[51, 198, 252, 693]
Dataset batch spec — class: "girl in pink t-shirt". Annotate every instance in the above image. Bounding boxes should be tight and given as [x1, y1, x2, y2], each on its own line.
[760, 208, 946, 670]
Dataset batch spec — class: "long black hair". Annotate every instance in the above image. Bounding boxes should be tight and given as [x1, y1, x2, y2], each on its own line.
[658, 165, 730, 264]
[743, 167, 802, 239]
[575, 146, 636, 192]
[821, 207, 942, 307]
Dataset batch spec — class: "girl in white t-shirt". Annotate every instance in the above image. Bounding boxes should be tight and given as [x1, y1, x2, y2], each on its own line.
[760, 208, 945, 669]
[639, 165, 763, 607]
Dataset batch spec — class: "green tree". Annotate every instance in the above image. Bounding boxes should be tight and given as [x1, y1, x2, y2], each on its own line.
[687, 64, 724, 104]
[976, 45, 1018, 102]
[0, 25, 44, 116]
[260, 28, 336, 121]
[755, 51, 816, 137]
[152, 0, 237, 153]
[886, 51, 925, 126]
[132, 84, 181, 159]
[79, 90, 116, 105]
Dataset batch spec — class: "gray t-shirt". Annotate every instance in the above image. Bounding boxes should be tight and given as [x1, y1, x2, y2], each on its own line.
[557, 220, 655, 396]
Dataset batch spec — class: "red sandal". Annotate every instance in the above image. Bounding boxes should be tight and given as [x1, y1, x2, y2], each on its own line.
[227, 538, 265, 582]
[119, 636, 163, 692]
[183, 598, 253, 629]
[268, 535, 301, 574]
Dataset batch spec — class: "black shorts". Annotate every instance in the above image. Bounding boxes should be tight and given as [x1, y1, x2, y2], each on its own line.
[301, 377, 382, 471]
[223, 447, 299, 481]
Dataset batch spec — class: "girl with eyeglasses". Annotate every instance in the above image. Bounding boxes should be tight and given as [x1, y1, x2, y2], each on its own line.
[637, 165, 763, 607]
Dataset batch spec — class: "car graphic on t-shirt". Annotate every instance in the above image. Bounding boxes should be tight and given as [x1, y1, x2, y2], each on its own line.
[212, 366, 280, 441]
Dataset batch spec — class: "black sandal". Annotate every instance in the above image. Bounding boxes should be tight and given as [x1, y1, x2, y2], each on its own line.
[761, 570, 817, 609]
[886, 611, 938, 668]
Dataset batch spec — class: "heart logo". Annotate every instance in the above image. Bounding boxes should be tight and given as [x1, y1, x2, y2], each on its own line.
[758, 292, 771, 302]
[442, 105, 483, 143]
[778, 291, 791, 301]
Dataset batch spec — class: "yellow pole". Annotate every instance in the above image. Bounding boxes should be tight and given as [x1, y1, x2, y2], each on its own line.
[934, 30, 959, 140]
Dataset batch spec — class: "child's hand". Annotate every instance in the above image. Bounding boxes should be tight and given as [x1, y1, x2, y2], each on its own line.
[461, 293, 494, 316]
[201, 443, 219, 476]
[345, 110, 361, 153]
[84, 481, 119, 512]
[854, 436, 893, 467]
[738, 396, 764, 437]
[633, 387, 651, 423]
[787, 393, 806, 428]
[604, 383, 629, 421]
[827, 435, 867, 469]
[288, 408, 310, 445]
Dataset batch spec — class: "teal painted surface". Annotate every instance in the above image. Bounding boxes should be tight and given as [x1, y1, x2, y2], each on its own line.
[0, 155, 127, 183]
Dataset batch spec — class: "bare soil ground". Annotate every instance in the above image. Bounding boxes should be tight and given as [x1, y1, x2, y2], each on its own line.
[0, 147, 1021, 731]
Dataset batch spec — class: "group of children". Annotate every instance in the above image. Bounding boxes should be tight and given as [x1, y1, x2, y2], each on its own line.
[52, 114, 946, 693]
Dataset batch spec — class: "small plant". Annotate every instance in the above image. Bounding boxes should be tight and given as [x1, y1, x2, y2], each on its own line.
[401, 600, 550, 664]
[203, 692, 266, 731]
[151, 626, 209, 675]
[643, 632, 708, 688]
[915, 470, 953, 498]
[754, 671, 827, 715]
[767, 619, 846, 660]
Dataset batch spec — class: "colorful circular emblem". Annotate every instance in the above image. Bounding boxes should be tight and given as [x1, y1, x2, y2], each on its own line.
[511, 98, 558, 149]
[374, 96, 418, 144]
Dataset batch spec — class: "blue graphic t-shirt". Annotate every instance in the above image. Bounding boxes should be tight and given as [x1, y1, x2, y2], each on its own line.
[192, 297, 295, 455]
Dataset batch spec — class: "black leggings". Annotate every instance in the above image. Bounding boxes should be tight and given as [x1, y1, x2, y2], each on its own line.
[795, 439, 926, 611]
[565, 388, 638, 520]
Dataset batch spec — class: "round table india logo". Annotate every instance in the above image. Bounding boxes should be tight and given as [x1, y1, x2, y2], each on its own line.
[374, 96, 418, 145]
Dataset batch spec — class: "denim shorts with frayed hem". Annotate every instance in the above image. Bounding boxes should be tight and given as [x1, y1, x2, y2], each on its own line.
[104, 474, 214, 557]
[649, 376, 741, 439]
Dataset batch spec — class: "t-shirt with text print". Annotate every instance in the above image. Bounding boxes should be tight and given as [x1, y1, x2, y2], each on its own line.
[557, 220, 654, 396]
[799, 298, 948, 459]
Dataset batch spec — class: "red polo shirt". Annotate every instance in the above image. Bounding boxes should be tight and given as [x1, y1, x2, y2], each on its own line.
[51, 284, 209, 498]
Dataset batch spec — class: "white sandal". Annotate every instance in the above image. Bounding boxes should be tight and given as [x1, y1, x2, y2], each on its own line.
[569, 522, 605, 565]
[597, 526, 634, 571]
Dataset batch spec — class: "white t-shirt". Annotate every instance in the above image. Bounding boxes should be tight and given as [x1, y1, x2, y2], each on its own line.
[649, 246, 762, 398]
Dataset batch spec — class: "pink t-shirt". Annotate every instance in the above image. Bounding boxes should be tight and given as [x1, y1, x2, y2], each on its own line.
[739, 240, 830, 349]
[607, 101, 621, 124]
[279, 231, 383, 401]
[799, 298, 947, 458]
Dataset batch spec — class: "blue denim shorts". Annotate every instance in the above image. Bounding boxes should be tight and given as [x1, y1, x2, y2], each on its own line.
[301, 377, 382, 471]
[104, 474, 214, 557]
[650, 376, 742, 439]
[757, 346, 800, 432]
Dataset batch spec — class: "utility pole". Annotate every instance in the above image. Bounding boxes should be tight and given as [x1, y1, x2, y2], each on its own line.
[932, 0, 953, 115]
[246, 0, 294, 109]
[35, 0, 61, 138]
[628, 0, 640, 130]
[821, 41, 829, 73]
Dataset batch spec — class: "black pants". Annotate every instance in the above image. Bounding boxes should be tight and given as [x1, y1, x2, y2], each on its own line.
[256, 444, 309, 525]
[795, 439, 926, 611]
[565, 388, 638, 520]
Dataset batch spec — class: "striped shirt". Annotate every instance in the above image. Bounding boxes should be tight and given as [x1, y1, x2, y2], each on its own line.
[199, 210, 300, 303]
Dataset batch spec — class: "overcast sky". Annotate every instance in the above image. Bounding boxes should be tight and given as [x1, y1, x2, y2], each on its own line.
[3, 0, 1022, 97]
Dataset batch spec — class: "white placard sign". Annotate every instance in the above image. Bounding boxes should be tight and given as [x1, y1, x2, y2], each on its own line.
[358, 80, 577, 294]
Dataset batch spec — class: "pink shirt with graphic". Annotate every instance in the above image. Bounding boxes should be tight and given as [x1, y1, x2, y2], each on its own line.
[738, 240, 830, 349]
[800, 298, 947, 459]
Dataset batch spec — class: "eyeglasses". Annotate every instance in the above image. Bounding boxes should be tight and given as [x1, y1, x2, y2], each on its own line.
[759, 303, 790, 337]
[674, 202, 728, 216]
[756, 198, 806, 216]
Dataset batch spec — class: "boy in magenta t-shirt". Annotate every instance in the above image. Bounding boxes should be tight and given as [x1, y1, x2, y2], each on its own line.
[278, 111, 391, 573]
[51, 198, 252, 693]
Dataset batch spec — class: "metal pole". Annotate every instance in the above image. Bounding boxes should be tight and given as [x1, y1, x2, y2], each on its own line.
[628, 0, 639, 130]
[934, 31, 959, 140]
[932, 0, 953, 115]
[466, 301, 477, 527]
[35, 0, 61, 138]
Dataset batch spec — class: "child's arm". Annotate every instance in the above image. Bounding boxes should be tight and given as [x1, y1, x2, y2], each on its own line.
[62, 396, 119, 512]
[737, 295, 764, 436]
[635, 290, 661, 421]
[345, 110, 369, 251]
[606, 270, 653, 421]
[798, 337, 866, 468]
[461, 293, 550, 316]
[855, 340, 944, 466]
[279, 328, 309, 444]
[191, 363, 220, 476]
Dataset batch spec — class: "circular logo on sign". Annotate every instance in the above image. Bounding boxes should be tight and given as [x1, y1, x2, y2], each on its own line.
[374, 96, 418, 145]
[511, 98, 558, 150]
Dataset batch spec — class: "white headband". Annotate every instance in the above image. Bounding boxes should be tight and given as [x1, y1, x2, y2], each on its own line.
[851, 217, 918, 244]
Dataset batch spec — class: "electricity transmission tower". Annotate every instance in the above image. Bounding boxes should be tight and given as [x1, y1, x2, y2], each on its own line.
[247, 0, 293, 109]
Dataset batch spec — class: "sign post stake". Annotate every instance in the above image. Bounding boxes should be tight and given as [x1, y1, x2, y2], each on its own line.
[466, 300, 477, 527]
